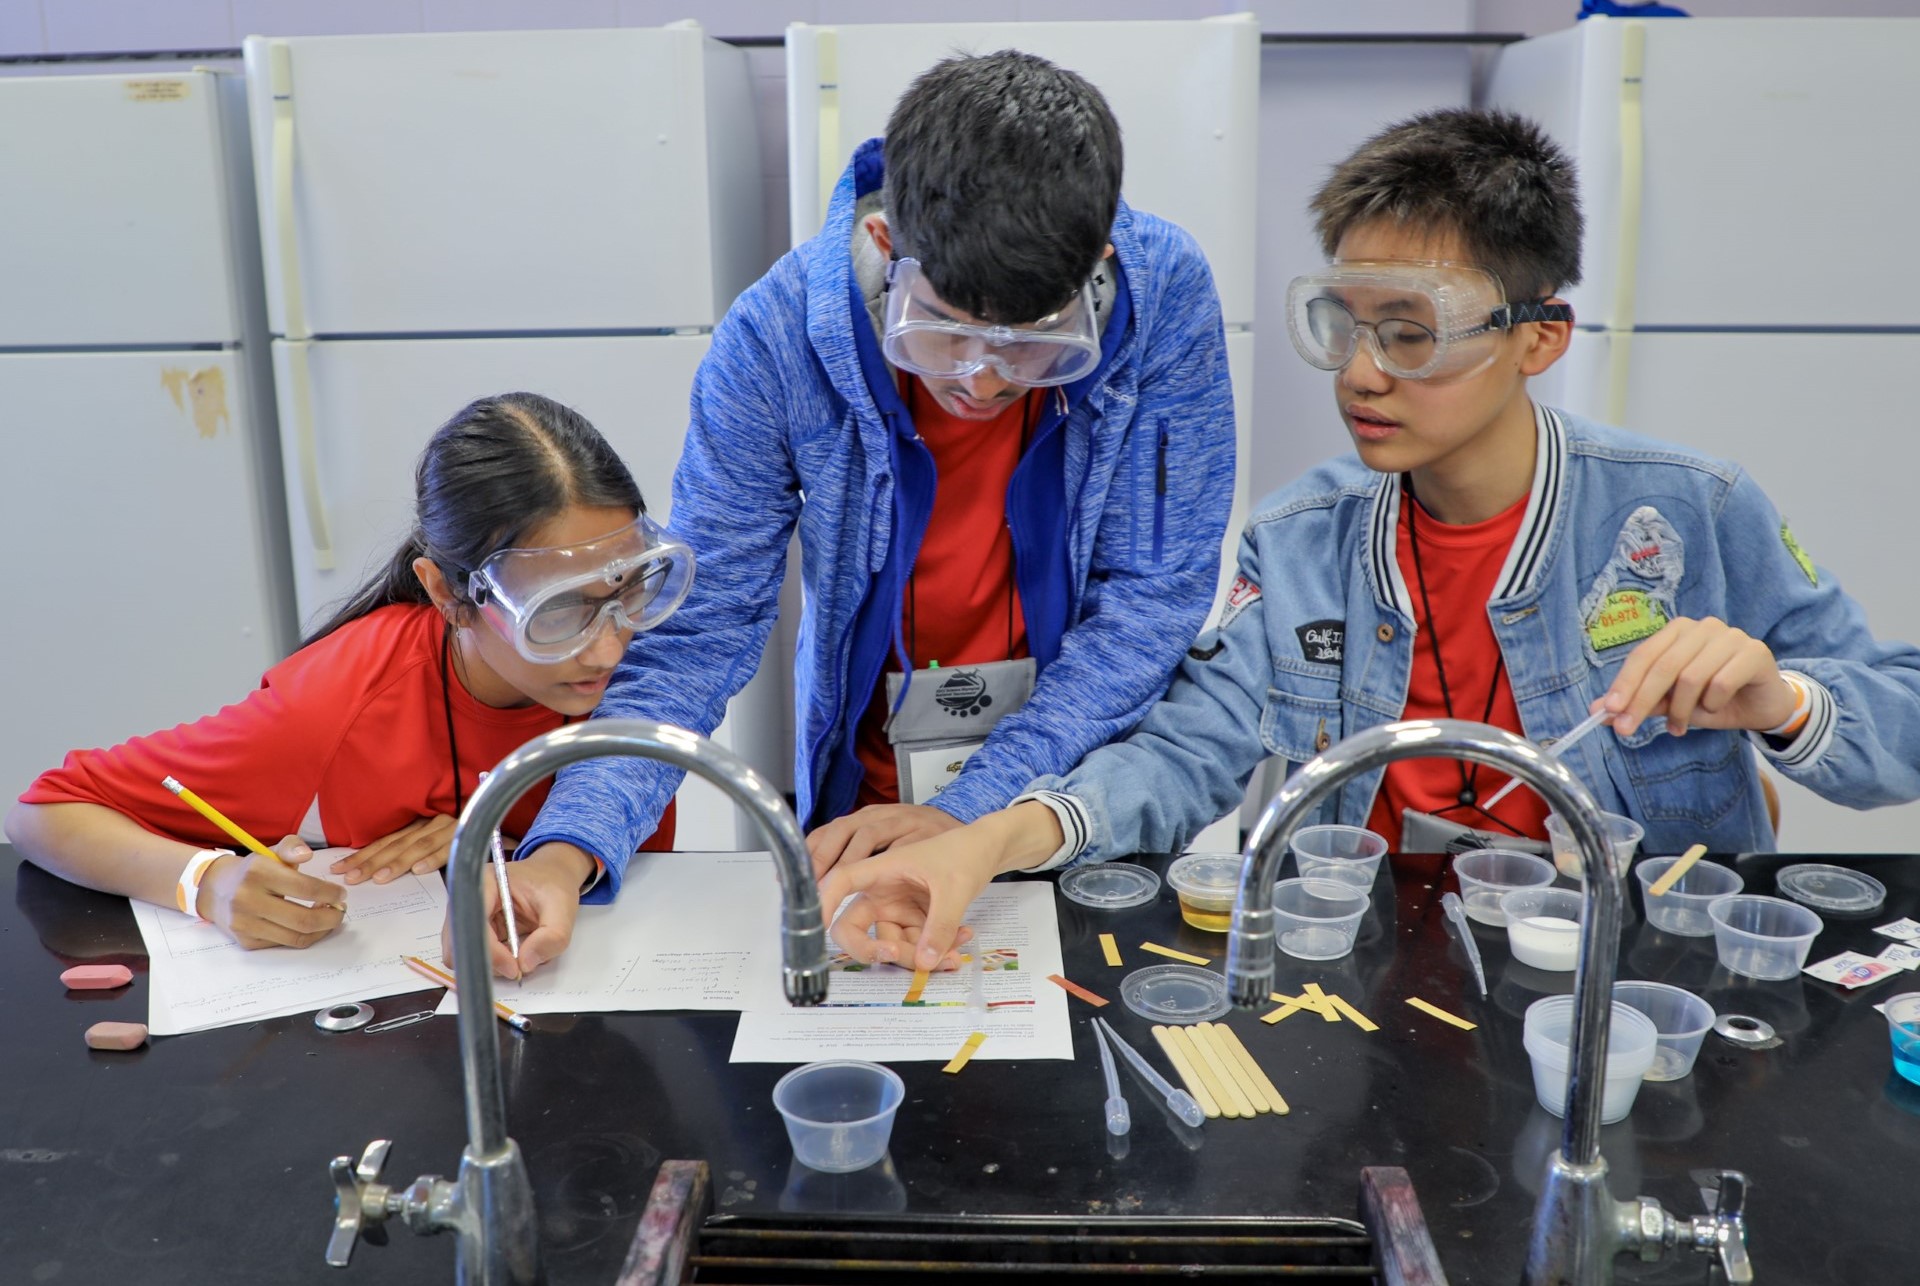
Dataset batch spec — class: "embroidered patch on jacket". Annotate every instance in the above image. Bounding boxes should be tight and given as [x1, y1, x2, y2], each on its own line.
[1585, 589, 1669, 652]
[1295, 619, 1345, 664]
[1781, 524, 1818, 586]
[1218, 574, 1262, 630]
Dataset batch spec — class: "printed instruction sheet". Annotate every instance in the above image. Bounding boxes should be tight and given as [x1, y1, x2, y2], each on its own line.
[730, 880, 1073, 1063]
[131, 852, 447, 1036]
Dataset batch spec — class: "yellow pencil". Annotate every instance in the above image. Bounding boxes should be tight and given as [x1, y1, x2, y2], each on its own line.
[162, 775, 285, 865]
[403, 955, 531, 1032]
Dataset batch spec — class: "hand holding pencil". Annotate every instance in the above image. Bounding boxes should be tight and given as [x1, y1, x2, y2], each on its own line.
[164, 774, 346, 948]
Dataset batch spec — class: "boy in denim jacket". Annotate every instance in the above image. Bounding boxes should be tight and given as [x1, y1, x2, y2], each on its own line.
[816, 109, 1920, 971]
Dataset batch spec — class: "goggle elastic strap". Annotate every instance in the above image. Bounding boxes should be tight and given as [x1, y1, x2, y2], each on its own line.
[1490, 300, 1576, 328]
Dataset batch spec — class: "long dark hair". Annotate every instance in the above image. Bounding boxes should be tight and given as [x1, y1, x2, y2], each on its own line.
[305, 392, 645, 646]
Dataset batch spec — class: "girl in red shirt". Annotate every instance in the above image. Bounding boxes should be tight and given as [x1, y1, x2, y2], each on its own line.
[7, 392, 689, 971]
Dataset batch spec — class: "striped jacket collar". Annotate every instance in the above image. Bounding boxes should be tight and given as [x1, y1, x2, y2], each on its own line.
[1366, 402, 1568, 618]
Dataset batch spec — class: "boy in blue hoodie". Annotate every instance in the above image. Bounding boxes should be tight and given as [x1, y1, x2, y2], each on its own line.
[473, 52, 1237, 976]
[821, 108, 1920, 970]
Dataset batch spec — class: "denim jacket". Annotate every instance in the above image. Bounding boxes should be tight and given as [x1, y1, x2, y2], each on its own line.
[1029, 405, 1920, 862]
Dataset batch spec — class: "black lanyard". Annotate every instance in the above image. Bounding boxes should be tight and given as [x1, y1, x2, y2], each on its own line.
[1404, 480, 1524, 836]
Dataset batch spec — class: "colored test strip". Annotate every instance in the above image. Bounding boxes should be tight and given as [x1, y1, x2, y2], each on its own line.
[1326, 994, 1379, 1032]
[1301, 982, 1340, 1022]
[1406, 997, 1477, 1031]
[903, 969, 931, 1004]
[1139, 942, 1211, 966]
[942, 1031, 988, 1074]
[1047, 974, 1109, 1007]
[1262, 992, 1307, 1024]
[1099, 933, 1123, 967]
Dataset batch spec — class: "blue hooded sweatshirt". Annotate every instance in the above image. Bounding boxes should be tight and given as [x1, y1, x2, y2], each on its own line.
[522, 138, 1237, 897]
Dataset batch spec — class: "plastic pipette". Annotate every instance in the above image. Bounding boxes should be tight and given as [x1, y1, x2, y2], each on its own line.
[1481, 707, 1615, 812]
[1090, 1019, 1130, 1136]
[1441, 892, 1488, 998]
[1096, 1017, 1205, 1128]
[968, 949, 987, 1014]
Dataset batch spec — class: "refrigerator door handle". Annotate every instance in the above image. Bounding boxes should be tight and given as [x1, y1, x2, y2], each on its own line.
[1606, 20, 1648, 425]
[284, 339, 335, 571]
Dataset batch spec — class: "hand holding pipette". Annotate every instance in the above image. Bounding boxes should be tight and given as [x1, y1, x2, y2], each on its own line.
[1091, 1019, 1130, 1137]
[1096, 1017, 1205, 1127]
[1440, 892, 1488, 998]
[1481, 707, 1616, 812]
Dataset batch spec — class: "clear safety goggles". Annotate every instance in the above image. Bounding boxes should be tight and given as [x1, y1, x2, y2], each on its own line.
[881, 256, 1102, 387]
[1286, 260, 1573, 383]
[466, 514, 694, 663]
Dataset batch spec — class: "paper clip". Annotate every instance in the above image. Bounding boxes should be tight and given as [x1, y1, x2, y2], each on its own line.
[365, 1010, 437, 1035]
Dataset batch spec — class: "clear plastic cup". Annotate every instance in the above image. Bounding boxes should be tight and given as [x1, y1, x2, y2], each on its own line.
[1166, 852, 1243, 933]
[771, 1060, 905, 1174]
[1612, 980, 1715, 1081]
[1888, 992, 1920, 1087]
[1453, 849, 1556, 926]
[1289, 824, 1389, 889]
[1546, 811, 1644, 882]
[1270, 877, 1370, 961]
[1499, 886, 1586, 971]
[1707, 894, 1823, 981]
[1636, 857, 1743, 937]
[1523, 996, 1658, 1123]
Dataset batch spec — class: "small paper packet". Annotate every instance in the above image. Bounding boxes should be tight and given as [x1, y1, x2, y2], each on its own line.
[1804, 950, 1903, 989]
[1877, 942, 1920, 971]
[1873, 918, 1920, 943]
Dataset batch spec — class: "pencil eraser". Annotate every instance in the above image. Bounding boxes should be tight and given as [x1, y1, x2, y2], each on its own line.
[85, 1021, 148, 1051]
[62, 964, 133, 990]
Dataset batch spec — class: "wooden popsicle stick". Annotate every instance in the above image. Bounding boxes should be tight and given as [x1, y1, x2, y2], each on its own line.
[1179, 1023, 1253, 1118]
[1646, 843, 1710, 897]
[1210, 1023, 1290, 1116]
[1151, 1024, 1221, 1119]
[1196, 1023, 1268, 1115]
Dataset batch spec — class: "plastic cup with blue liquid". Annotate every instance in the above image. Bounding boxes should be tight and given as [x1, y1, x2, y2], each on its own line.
[1888, 993, 1920, 1087]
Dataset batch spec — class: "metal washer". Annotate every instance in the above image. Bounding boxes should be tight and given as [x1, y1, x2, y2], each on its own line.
[1712, 1013, 1776, 1046]
[313, 1001, 375, 1033]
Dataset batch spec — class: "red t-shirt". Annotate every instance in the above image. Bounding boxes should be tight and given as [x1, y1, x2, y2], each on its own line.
[853, 381, 1038, 807]
[22, 603, 674, 853]
[1367, 490, 1550, 848]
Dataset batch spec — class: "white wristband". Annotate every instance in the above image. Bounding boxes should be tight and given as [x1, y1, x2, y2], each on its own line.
[1762, 673, 1812, 738]
[175, 848, 233, 921]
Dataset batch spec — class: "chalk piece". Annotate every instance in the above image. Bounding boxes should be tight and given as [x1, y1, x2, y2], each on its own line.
[85, 1021, 148, 1051]
[62, 964, 133, 990]
[1099, 933, 1123, 967]
[1406, 997, 1477, 1031]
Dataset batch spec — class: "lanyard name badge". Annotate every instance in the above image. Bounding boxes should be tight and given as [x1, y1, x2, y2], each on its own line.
[884, 659, 1036, 805]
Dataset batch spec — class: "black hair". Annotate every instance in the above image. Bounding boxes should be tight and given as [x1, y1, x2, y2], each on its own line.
[305, 392, 644, 645]
[882, 49, 1123, 323]
[1310, 108, 1584, 299]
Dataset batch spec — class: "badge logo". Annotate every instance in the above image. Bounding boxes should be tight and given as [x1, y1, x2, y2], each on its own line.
[935, 669, 992, 717]
[1584, 589, 1668, 652]
[1219, 574, 1262, 629]
[1781, 524, 1818, 586]
[1295, 619, 1345, 664]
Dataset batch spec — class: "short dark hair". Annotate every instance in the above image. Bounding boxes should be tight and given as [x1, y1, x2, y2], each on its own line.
[1310, 108, 1583, 299]
[883, 50, 1123, 323]
[306, 391, 644, 645]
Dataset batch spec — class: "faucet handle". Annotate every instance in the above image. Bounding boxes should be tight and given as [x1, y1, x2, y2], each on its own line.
[326, 1139, 394, 1267]
[1691, 1169, 1752, 1284]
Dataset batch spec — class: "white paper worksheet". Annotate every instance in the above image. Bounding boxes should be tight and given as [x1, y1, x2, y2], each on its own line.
[436, 852, 794, 1017]
[130, 852, 448, 1036]
[729, 880, 1073, 1063]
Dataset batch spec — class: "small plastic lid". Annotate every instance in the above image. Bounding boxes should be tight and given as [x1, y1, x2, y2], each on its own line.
[1775, 863, 1886, 915]
[1166, 852, 1242, 901]
[1119, 964, 1231, 1023]
[1059, 862, 1161, 910]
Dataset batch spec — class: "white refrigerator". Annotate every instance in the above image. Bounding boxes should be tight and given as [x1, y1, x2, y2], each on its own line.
[1488, 16, 1920, 852]
[0, 68, 296, 808]
[240, 25, 783, 850]
[785, 15, 1259, 850]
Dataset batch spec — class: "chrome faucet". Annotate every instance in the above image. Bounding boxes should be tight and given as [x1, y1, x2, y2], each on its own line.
[323, 720, 831, 1284]
[1225, 719, 1751, 1285]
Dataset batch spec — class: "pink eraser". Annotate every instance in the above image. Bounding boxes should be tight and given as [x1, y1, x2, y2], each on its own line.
[62, 964, 134, 990]
[84, 1021, 149, 1051]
